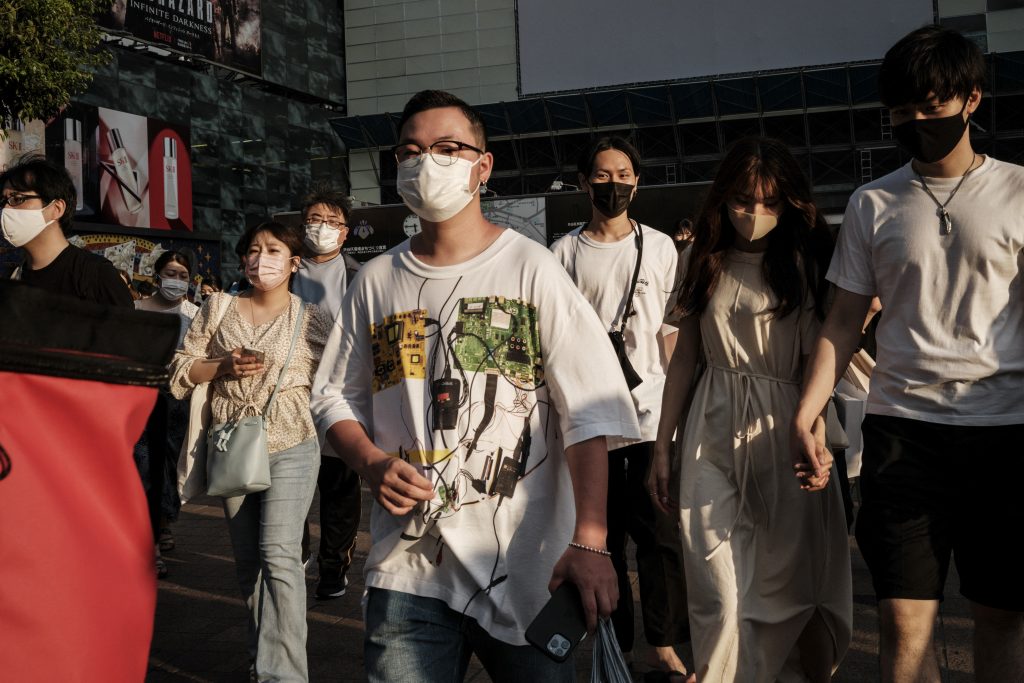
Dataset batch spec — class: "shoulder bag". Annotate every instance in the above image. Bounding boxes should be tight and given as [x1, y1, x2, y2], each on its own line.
[205, 300, 306, 498]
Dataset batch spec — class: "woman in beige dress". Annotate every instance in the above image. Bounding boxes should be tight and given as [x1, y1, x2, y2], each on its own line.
[170, 222, 331, 682]
[649, 137, 852, 682]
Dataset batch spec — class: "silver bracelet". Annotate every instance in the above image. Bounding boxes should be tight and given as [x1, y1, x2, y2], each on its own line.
[568, 541, 611, 557]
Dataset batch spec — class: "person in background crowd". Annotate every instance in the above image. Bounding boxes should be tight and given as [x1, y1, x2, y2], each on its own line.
[651, 136, 851, 681]
[200, 273, 222, 301]
[550, 136, 692, 682]
[134, 250, 200, 577]
[673, 219, 694, 249]
[170, 222, 331, 682]
[792, 26, 1024, 683]
[1, 155, 132, 307]
[291, 186, 363, 601]
[311, 89, 639, 682]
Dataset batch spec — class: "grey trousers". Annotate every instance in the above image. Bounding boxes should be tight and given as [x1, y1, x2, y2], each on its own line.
[223, 438, 320, 682]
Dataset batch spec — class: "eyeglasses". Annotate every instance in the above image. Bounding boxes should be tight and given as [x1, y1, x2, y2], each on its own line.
[392, 140, 484, 167]
[306, 218, 348, 230]
[0, 193, 44, 209]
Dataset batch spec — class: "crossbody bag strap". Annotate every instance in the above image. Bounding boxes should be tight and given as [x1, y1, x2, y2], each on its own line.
[262, 299, 306, 415]
[618, 221, 644, 334]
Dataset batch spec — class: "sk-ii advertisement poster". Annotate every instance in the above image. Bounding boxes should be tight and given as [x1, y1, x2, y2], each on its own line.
[1, 106, 203, 280]
[35, 103, 195, 231]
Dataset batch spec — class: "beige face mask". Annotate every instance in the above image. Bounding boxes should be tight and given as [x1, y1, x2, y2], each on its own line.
[727, 206, 778, 241]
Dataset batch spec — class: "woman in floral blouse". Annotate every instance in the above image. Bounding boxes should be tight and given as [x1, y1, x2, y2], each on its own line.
[170, 221, 331, 682]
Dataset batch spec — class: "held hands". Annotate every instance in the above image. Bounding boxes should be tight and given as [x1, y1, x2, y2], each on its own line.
[219, 348, 265, 379]
[791, 415, 833, 492]
[647, 441, 679, 514]
[364, 454, 434, 515]
[548, 542, 619, 634]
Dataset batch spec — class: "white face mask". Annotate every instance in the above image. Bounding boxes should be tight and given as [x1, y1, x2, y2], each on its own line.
[1, 204, 56, 248]
[397, 156, 482, 223]
[245, 253, 293, 291]
[304, 222, 342, 254]
[728, 206, 778, 242]
[159, 277, 189, 301]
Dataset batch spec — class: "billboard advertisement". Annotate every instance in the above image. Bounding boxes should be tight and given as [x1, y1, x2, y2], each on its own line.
[100, 0, 262, 76]
[516, 0, 933, 94]
[20, 104, 195, 231]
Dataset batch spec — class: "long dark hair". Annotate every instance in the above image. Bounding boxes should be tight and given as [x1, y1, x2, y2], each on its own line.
[676, 137, 833, 320]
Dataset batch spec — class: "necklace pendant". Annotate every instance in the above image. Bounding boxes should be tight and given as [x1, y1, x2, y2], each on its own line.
[939, 207, 952, 235]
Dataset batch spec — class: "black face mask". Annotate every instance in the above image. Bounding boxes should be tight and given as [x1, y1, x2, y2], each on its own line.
[893, 104, 969, 164]
[590, 181, 635, 218]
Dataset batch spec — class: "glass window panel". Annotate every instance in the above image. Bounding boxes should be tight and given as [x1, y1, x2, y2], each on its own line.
[763, 114, 806, 147]
[477, 103, 513, 137]
[670, 82, 714, 119]
[628, 87, 672, 124]
[679, 121, 719, 156]
[719, 117, 761, 148]
[587, 91, 630, 127]
[807, 110, 851, 146]
[849, 64, 880, 104]
[506, 99, 550, 134]
[804, 68, 849, 108]
[545, 94, 589, 131]
[758, 73, 803, 111]
[714, 78, 758, 115]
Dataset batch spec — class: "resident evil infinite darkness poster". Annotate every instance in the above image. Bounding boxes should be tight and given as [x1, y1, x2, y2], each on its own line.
[100, 0, 263, 76]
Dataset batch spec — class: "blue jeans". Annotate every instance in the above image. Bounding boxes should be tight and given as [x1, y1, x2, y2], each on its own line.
[223, 438, 320, 682]
[364, 587, 576, 683]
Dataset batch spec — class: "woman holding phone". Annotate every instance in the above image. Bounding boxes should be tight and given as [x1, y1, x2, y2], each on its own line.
[169, 221, 331, 682]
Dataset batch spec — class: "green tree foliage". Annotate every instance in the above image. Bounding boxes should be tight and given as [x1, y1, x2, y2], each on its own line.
[0, 0, 109, 127]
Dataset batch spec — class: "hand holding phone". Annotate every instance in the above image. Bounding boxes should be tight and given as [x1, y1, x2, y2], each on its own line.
[525, 582, 588, 662]
[241, 347, 265, 364]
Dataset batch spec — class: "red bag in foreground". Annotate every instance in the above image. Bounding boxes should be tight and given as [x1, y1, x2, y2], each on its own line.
[0, 281, 179, 682]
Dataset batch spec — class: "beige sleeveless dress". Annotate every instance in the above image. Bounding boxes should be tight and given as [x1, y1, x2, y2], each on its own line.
[677, 250, 851, 682]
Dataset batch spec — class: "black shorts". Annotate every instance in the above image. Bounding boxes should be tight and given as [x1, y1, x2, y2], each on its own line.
[854, 414, 1024, 611]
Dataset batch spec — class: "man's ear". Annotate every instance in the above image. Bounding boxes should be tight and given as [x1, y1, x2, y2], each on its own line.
[966, 87, 982, 115]
[49, 198, 67, 221]
[578, 173, 589, 191]
[476, 151, 494, 185]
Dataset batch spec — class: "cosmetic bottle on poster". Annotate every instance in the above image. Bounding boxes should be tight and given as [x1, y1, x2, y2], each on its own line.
[163, 138, 179, 220]
[1, 118, 23, 173]
[64, 120, 84, 211]
[108, 128, 143, 214]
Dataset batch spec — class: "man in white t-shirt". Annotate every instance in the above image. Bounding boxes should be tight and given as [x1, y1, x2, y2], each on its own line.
[791, 26, 1024, 683]
[291, 188, 362, 600]
[311, 90, 640, 682]
[550, 136, 690, 679]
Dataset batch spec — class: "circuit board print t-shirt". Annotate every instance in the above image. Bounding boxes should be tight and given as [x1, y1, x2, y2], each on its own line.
[312, 229, 640, 645]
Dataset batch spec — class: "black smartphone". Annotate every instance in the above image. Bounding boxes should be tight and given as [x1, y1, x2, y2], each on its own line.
[525, 582, 588, 663]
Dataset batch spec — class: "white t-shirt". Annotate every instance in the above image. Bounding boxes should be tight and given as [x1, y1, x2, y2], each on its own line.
[827, 157, 1024, 425]
[550, 224, 680, 449]
[293, 252, 360, 458]
[311, 229, 640, 645]
[292, 252, 359, 322]
[135, 296, 199, 349]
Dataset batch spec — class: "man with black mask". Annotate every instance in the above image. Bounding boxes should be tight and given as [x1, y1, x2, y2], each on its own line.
[551, 136, 691, 681]
[792, 26, 1024, 683]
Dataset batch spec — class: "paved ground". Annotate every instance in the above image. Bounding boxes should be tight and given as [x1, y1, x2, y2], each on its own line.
[147, 486, 975, 682]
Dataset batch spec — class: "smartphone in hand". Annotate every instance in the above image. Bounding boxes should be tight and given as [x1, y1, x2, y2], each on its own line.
[241, 347, 265, 364]
[525, 582, 588, 663]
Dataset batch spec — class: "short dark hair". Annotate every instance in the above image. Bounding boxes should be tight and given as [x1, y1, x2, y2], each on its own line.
[300, 184, 351, 222]
[879, 25, 987, 108]
[0, 154, 76, 233]
[577, 136, 641, 179]
[153, 250, 192, 277]
[239, 221, 304, 258]
[396, 90, 488, 149]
